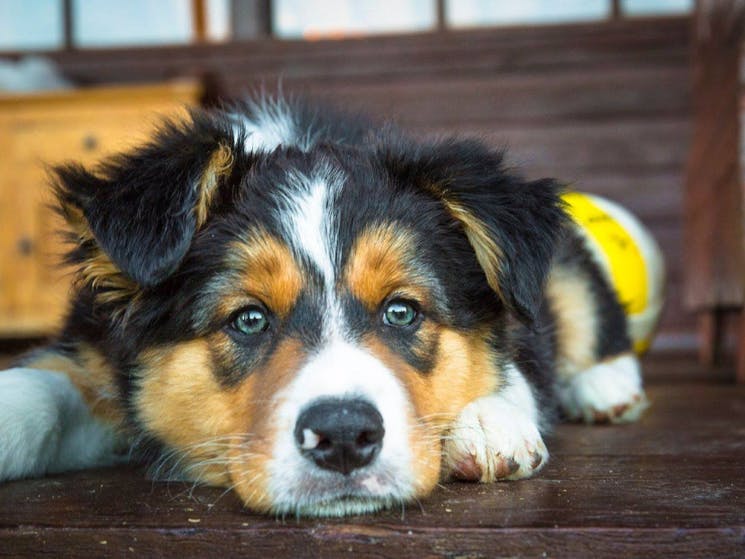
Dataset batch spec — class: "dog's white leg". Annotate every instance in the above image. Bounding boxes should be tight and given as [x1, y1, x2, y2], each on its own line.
[443, 364, 548, 482]
[557, 353, 648, 424]
[0, 368, 125, 482]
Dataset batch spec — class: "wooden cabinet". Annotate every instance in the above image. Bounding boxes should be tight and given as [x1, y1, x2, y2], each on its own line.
[0, 82, 200, 337]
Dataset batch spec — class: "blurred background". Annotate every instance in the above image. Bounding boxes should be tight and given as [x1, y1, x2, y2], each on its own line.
[1, 0, 743, 383]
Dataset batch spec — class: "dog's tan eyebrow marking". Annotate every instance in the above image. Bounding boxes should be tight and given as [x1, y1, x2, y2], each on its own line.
[344, 224, 429, 311]
[225, 230, 304, 318]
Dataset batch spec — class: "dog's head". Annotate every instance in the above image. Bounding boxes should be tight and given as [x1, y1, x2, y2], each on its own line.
[54, 100, 564, 516]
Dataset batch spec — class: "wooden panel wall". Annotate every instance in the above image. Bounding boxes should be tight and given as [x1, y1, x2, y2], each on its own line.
[14, 16, 694, 351]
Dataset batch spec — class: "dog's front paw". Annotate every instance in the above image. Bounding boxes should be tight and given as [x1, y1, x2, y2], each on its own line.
[558, 354, 648, 424]
[443, 395, 548, 482]
[0, 368, 123, 482]
[0, 369, 66, 481]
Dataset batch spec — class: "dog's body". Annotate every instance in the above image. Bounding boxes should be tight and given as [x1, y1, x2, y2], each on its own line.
[0, 97, 662, 516]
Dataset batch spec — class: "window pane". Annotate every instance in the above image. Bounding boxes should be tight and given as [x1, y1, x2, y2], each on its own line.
[447, 0, 609, 27]
[274, 0, 436, 39]
[73, 0, 192, 47]
[0, 0, 62, 51]
[207, 0, 231, 41]
[622, 0, 692, 15]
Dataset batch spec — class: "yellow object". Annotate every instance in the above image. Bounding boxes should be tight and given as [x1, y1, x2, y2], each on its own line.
[561, 192, 658, 354]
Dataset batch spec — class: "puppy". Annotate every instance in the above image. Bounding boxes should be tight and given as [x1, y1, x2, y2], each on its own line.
[0, 97, 663, 516]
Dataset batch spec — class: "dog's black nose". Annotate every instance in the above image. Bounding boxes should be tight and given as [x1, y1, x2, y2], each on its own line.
[294, 398, 384, 475]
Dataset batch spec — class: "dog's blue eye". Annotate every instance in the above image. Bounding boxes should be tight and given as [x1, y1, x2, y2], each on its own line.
[383, 300, 418, 327]
[232, 307, 269, 335]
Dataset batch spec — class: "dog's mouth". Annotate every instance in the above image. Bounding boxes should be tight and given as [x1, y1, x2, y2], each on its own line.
[269, 469, 412, 517]
[292, 494, 398, 517]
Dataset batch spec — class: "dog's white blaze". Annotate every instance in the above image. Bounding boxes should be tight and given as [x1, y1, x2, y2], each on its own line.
[283, 167, 348, 340]
[289, 177, 336, 287]
[267, 339, 415, 512]
[0, 368, 122, 481]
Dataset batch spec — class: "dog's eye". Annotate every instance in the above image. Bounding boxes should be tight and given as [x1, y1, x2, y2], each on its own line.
[383, 300, 419, 327]
[231, 306, 269, 336]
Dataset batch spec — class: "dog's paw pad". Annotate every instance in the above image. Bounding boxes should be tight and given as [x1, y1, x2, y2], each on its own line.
[559, 354, 649, 424]
[450, 452, 483, 480]
[443, 396, 548, 482]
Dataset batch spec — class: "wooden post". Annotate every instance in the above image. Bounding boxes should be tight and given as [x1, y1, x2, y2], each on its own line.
[685, 0, 745, 381]
[435, 0, 446, 31]
[737, 313, 745, 382]
[231, 0, 273, 40]
[192, 0, 208, 42]
[62, 0, 74, 50]
[697, 311, 723, 366]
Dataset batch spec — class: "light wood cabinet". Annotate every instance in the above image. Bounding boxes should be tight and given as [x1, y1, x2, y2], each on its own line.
[0, 81, 201, 337]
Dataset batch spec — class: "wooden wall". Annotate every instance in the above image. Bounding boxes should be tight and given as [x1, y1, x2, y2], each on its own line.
[27, 16, 694, 352]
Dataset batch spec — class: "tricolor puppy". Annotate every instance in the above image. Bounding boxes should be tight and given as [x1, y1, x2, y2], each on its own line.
[0, 97, 664, 516]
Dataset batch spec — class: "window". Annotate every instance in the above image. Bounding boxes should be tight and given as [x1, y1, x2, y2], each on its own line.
[447, 0, 610, 28]
[274, 0, 436, 38]
[0, 0, 229, 51]
[73, 0, 193, 47]
[0, 0, 63, 51]
[0, 0, 693, 52]
[622, 0, 692, 16]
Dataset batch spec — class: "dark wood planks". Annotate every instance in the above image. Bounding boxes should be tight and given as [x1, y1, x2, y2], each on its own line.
[0, 522, 741, 558]
[0, 382, 743, 558]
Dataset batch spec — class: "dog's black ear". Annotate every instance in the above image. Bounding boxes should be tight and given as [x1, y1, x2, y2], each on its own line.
[382, 138, 567, 323]
[54, 115, 235, 290]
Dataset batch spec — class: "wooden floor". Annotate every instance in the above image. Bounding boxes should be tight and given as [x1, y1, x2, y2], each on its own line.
[0, 361, 743, 557]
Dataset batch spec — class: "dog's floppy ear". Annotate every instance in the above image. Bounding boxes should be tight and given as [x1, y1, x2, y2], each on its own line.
[382, 138, 567, 323]
[54, 114, 235, 290]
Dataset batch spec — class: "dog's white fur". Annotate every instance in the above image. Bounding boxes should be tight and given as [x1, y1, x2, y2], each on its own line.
[228, 99, 301, 154]
[282, 165, 343, 301]
[558, 353, 648, 423]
